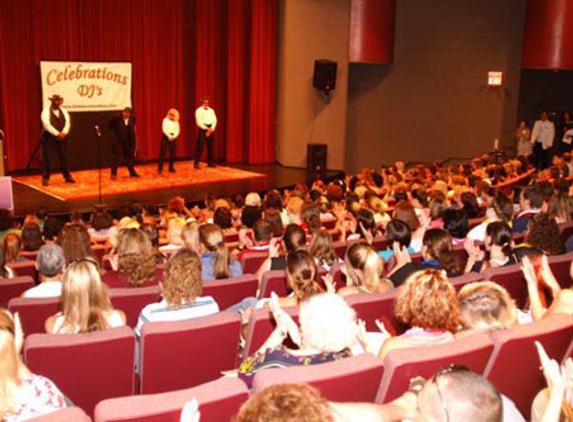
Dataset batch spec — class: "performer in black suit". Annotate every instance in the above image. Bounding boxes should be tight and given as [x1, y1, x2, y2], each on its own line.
[109, 107, 140, 180]
[40, 95, 75, 186]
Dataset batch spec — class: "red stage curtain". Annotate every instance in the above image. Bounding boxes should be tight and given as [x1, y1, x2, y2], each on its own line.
[0, 0, 277, 171]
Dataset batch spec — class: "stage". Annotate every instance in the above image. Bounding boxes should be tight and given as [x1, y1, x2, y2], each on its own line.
[10, 161, 344, 217]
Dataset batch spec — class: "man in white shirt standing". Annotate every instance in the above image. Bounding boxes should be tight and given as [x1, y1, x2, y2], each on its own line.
[194, 97, 217, 169]
[158, 108, 181, 174]
[40, 95, 75, 186]
[531, 111, 555, 170]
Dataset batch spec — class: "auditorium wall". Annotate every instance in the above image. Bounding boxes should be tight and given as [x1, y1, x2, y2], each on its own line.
[346, 0, 526, 173]
[276, 0, 349, 171]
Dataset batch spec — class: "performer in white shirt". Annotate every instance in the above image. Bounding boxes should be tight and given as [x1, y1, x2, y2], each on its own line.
[158, 108, 180, 173]
[40, 95, 75, 186]
[194, 97, 218, 169]
[531, 111, 555, 170]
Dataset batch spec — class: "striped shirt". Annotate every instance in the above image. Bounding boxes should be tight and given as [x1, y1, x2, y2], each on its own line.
[135, 296, 219, 335]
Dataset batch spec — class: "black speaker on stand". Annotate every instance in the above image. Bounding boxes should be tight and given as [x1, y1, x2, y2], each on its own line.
[313, 60, 337, 96]
[307, 144, 327, 183]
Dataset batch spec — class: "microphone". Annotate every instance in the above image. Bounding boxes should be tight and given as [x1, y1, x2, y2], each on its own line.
[94, 125, 101, 138]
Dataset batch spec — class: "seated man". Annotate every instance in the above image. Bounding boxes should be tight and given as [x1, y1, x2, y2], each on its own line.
[513, 185, 543, 234]
[23, 244, 65, 298]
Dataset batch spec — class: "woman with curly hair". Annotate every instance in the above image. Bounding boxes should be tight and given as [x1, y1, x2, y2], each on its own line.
[57, 223, 94, 264]
[375, 269, 459, 359]
[135, 248, 218, 334]
[515, 213, 564, 258]
[103, 228, 161, 288]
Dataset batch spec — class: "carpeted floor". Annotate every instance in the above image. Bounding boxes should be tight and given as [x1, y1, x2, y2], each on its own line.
[13, 161, 266, 201]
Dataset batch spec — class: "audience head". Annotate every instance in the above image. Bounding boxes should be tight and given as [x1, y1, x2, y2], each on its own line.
[442, 208, 469, 240]
[344, 243, 384, 293]
[486, 192, 513, 224]
[355, 208, 376, 238]
[301, 202, 321, 234]
[263, 208, 284, 238]
[162, 248, 202, 307]
[214, 207, 234, 230]
[385, 219, 412, 249]
[520, 185, 544, 211]
[422, 229, 460, 277]
[429, 192, 448, 221]
[461, 192, 481, 218]
[235, 383, 334, 422]
[308, 230, 336, 267]
[42, 216, 63, 242]
[299, 293, 357, 353]
[2, 233, 22, 264]
[393, 201, 421, 232]
[548, 191, 573, 224]
[395, 269, 460, 333]
[283, 224, 306, 253]
[36, 244, 65, 279]
[245, 192, 262, 207]
[525, 213, 562, 256]
[182, 221, 200, 252]
[58, 223, 93, 264]
[60, 259, 113, 333]
[484, 221, 513, 256]
[21, 222, 44, 252]
[116, 228, 157, 286]
[199, 223, 231, 279]
[458, 281, 517, 333]
[252, 219, 272, 243]
[241, 205, 262, 229]
[91, 209, 113, 232]
[166, 217, 186, 246]
[285, 250, 322, 301]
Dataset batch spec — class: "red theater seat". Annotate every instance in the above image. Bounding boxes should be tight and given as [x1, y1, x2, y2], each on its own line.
[0, 276, 35, 306]
[24, 326, 136, 416]
[8, 297, 60, 335]
[202, 275, 258, 309]
[8, 260, 38, 281]
[29, 407, 91, 422]
[449, 272, 485, 289]
[139, 312, 241, 394]
[109, 285, 161, 328]
[242, 306, 300, 359]
[94, 377, 249, 422]
[344, 292, 402, 336]
[252, 353, 384, 402]
[482, 264, 528, 309]
[484, 314, 573, 418]
[258, 270, 289, 298]
[376, 333, 494, 403]
[547, 252, 573, 289]
[239, 250, 268, 274]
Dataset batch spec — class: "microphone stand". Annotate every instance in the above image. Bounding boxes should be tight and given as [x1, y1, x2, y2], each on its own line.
[94, 126, 105, 208]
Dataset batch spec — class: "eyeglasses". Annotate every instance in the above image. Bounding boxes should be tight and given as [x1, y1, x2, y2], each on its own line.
[430, 364, 469, 422]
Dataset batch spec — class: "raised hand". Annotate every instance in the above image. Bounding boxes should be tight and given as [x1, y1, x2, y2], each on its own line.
[270, 292, 301, 347]
[322, 273, 336, 294]
[521, 255, 538, 287]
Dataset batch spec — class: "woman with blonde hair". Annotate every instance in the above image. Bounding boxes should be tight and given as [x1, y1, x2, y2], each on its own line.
[158, 108, 180, 173]
[339, 243, 393, 297]
[0, 310, 66, 420]
[548, 191, 573, 224]
[45, 260, 126, 333]
[159, 217, 186, 253]
[370, 269, 459, 360]
[199, 223, 243, 280]
[103, 228, 160, 288]
[3, 232, 25, 264]
[182, 220, 201, 252]
[456, 281, 517, 338]
[136, 248, 219, 334]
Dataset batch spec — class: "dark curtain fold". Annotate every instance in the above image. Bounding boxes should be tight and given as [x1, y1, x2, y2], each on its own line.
[0, 0, 277, 171]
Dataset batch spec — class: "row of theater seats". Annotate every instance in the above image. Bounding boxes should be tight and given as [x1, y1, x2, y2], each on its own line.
[12, 251, 573, 418]
[27, 312, 573, 421]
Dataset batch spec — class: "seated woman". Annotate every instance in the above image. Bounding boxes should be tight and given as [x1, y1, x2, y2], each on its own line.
[58, 223, 95, 264]
[45, 259, 126, 333]
[3, 233, 27, 264]
[21, 222, 44, 252]
[0, 310, 66, 420]
[158, 217, 186, 253]
[88, 209, 114, 244]
[393, 201, 427, 252]
[238, 293, 357, 388]
[277, 250, 324, 308]
[442, 208, 469, 245]
[428, 192, 448, 229]
[213, 206, 238, 237]
[514, 213, 564, 259]
[136, 248, 219, 335]
[308, 229, 340, 272]
[548, 191, 573, 225]
[255, 224, 307, 280]
[199, 223, 243, 280]
[456, 281, 518, 339]
[370, 269, 459, 360]
[467, 191, 514, 243]
[103, 228, 161, 288]
[464, 221, 517, 273]
[0, 247, 14, 279]
[389, 228, 461, 287]
[378, 219, 414, 261]
[338, 243, 393, 297]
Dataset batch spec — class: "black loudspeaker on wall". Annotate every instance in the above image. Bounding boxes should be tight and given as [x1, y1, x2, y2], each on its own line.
[313, 60, 337, 94]
[307, 143, 327, 172]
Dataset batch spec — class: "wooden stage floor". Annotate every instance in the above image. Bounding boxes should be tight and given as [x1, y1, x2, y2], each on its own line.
[11, 163, 344, 217]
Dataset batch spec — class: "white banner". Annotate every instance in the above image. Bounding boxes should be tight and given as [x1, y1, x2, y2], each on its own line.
[40, 61, 132, 112]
